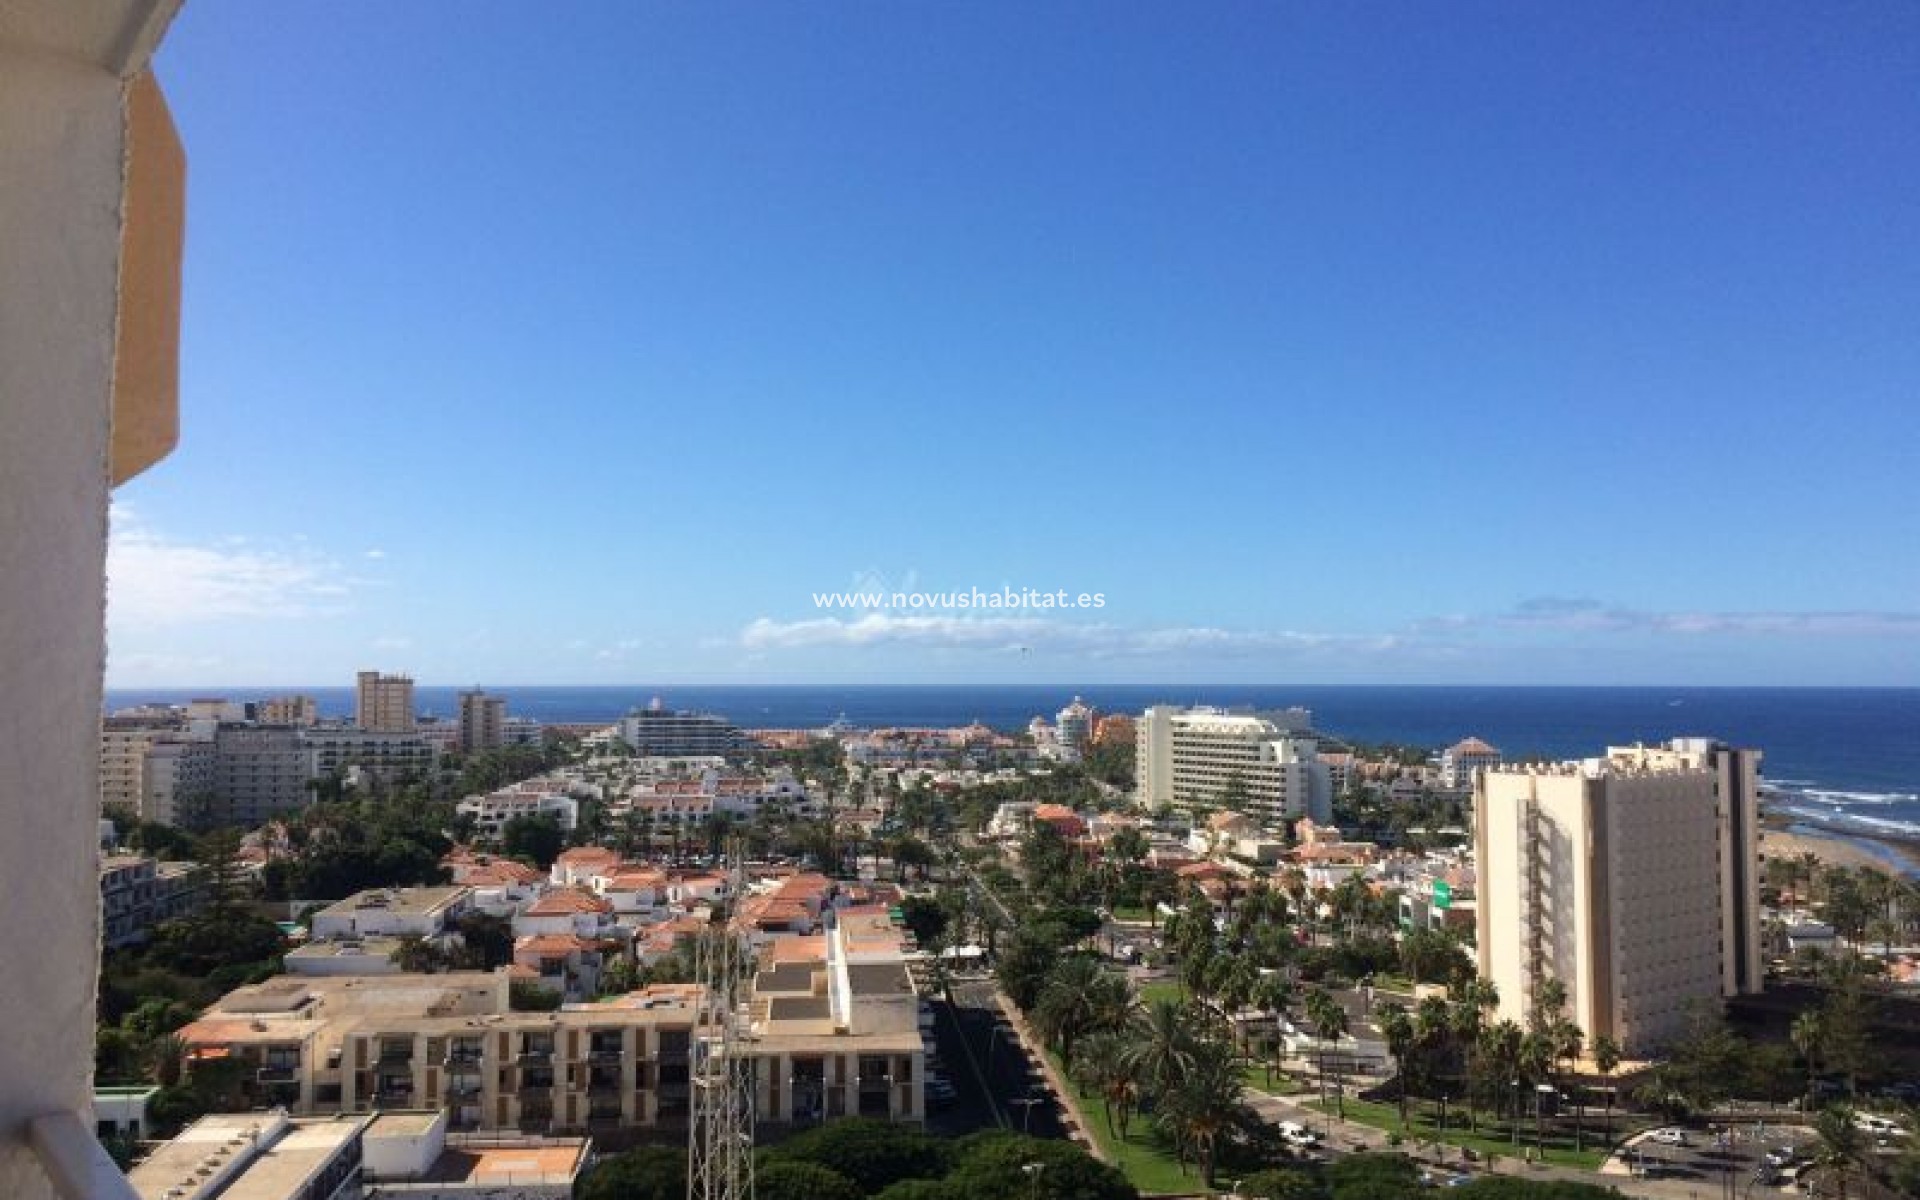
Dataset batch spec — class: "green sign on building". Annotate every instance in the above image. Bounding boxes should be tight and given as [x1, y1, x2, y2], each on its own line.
[1432, 880, 1453, 910]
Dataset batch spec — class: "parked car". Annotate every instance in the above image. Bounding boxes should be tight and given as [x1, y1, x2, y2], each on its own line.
[1277, 1121, 1320, 1148]
[1649, 1128, 1689, 1146]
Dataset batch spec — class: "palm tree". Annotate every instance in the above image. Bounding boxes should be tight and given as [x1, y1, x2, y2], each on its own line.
[1814, 1104, 1865, 1200]
[1304, 987, 1349, 1119]
[148, 1032, 188, 1088]
[1075, 1031, 1145, 1140]
[1552, 1018, 1585, 1151]
[1792, 1011, 1824, 1113]
[1797, 851, 1823, 905]
[1414, 994, 1454, 1128]
[1034, 957, 1130, 1062]
[1126, 996, 1200, 1097]
[1376, 1002, 1416, 1128]
[1592, 1034, 1622, 1148]
[1156, 1041, 1245, 1186]
[1451, 977, 1498, 1132]
[1250, 974, 1293, 1087]
[1477, 1019, 1523, 1129]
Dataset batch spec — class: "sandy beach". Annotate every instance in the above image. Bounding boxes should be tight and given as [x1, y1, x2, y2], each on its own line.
[1758, 823, 1920, 878]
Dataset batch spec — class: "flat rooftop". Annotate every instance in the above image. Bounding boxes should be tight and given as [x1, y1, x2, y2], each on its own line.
[128, 1113, 370, 1200]
[846, 963, 914, 998]
[317, 885, 469, 918]
[370, 1136, 590, 1185]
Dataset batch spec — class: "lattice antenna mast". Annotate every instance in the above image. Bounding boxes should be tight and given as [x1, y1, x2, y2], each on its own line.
[688, 839, 755, 1200]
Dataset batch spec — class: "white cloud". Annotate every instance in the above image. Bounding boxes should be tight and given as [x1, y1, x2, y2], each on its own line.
[1437, 597, 1920, 639]
[107, 506, 354, 628]
[364, 548, 389, 560]
[738, 614, 1397, 658]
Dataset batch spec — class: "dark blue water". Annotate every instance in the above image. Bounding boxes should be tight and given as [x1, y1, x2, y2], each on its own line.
[105, 685, 1920, 839]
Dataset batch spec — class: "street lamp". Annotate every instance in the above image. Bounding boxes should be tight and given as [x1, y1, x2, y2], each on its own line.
[1022, 1161, 1045, 1200]
[1511, 1081, 1521, 1151]
[1010, 1095, 1042, 1134]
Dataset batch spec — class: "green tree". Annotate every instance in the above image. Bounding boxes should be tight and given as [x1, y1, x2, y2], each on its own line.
[757, 1161, 862, 1200]
[1324, 1152, 1421, 1200]
[1376, 1003, 1416, 1128]
[1239, 1167, 1327, 1199]
[1155, 1040, 1247, 1186]
[1034, 957, 1133, 1063]
[1125, 996, 1199, 1098]
[1073, 1031, 1145, 1140]
[1813, 1104, 1866, 1200]
[502, 813, 565, 868]
[574, 1144, 685, 1200]
[945, 1132, 1136, 1200]
[1791, 1010, 1823, 1111]
[1304, 987, 1350, 1119]
[769, 1117, 951, 1194]
[1591, 1034, 1621, 1147]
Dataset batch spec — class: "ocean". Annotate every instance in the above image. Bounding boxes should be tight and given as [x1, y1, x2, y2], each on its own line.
[105, 684, 1920, 848]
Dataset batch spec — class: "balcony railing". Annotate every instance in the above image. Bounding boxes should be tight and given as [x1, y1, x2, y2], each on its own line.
[444, 1048, 484, 1067]
[517, 1046, 554, 1064]
[257, 1064, 298, 1083]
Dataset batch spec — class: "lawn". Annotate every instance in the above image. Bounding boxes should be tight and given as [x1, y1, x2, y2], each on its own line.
[1044, 1046, 1210, 1195]
[1238, 1062, 1301, 1095]
[1139, 978, 1184, 1006]
[1110, 904, 1157, 924]
[1307, 1094, 1614, 1172]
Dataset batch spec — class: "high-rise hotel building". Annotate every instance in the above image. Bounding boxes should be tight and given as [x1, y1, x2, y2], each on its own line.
[1474, 738, 1762, 1056]
[458, 688, 508, 754]
[356, 670, 417, 733]
[1136, 705, 1332, 826]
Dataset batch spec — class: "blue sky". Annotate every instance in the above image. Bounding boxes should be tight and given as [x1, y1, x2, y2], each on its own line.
[111, 2, 1920, 687]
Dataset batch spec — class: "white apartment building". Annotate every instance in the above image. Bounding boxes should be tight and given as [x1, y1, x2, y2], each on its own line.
[618, 702, 749, 757]
[457, 783, 582, 837]
[1136, 705, 1332, 825]
[1440, 736, 1502, 789]
[1473, 738, 1763, 1056]
[302, 727, 436, 780]
[310, 887, 474, 942]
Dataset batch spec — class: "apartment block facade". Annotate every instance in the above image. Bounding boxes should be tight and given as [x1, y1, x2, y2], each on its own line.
[1136, 705, 1332, 825]
[618, 704, 750, 758]
[302, 727, 437, 780]
[458, 689, 507, 754]
[178, 963, 923, 1138]
[212, 725, 317, 826]
[356, 671, 417, 733]
[1473, 738, 1762, 1056]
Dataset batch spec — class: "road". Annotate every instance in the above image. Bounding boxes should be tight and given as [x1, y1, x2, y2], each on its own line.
[945, 975, 1067, 1140]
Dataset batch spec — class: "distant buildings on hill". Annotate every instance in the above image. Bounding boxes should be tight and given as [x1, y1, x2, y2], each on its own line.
[100, 668, 536, 827]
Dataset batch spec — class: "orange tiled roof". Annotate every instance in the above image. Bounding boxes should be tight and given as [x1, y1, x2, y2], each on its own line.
[525, 888, 613, 916]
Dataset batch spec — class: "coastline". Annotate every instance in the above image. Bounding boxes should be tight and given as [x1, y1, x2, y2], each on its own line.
[1758, 819, 1920, 879]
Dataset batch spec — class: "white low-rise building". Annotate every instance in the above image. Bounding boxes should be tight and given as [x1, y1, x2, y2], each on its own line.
[310, 887, 472, 941]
